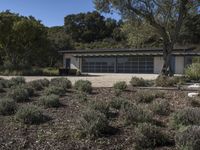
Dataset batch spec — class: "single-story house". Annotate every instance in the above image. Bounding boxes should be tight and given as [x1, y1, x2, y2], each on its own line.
[59, 47, 200, 74]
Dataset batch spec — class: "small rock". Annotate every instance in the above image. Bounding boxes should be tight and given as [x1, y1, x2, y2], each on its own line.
[188, 92, 199, 98]
[188, 84, 200, 89]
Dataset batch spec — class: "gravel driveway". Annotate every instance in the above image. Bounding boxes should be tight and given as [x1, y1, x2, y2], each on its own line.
[0, 73, 158, 87]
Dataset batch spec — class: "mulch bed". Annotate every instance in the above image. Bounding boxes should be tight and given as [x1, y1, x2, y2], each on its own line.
[0, 87, 192, 150]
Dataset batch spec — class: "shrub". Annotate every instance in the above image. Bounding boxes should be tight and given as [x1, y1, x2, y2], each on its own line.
[113, 81, 127, 91]
[135, 123, 172, 149]
[152, 99, 170, 116]
[44, 86, 66, 96]
[39, 94, 60, 108]
[185, 63, 200, 81]
[155, 75, 176, 87]
[0, 78, 10, 89]
[75, 91, 88, 102]
[136, 90, 155, 103]
[175, 126, 200, 150]
[28, 79, 49, 91]
[0, 98, 16, 115]
[90, 101, 110, 117]
[79, 109, 109, 138]
[7, 86, 29, 102]
[50, 78, 72, 90]
[171, 107, 200, 128]
[130, 77, 147, 87]
[9, 77, 26, 87]
[15, 105, 45, 124]
[74, 80, 92, 94]
[0, 82, 4, 92]
[122, 103, 153, 125]
[109, 97, 125, 110]
[190, 97, 200, 107]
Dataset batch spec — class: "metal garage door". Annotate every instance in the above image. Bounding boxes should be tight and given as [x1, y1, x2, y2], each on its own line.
[117, 56, 154, 73]
[82, 57, 115, 73]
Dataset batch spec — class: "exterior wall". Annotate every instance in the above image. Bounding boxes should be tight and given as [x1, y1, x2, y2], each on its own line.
[154, 57, 164, 74]
[175, 56, 184, 74]
[63, 54, 80, 70]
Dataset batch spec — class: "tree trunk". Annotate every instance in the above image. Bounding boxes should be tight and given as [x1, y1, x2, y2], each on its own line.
[161, 43, 173, 76]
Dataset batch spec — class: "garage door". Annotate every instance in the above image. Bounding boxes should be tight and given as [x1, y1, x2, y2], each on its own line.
[82, 57, 115, 73]
[117, 56, 154, 73]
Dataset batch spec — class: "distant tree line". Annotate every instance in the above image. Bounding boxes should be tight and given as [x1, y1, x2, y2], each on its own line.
[0, 10, 199, 70]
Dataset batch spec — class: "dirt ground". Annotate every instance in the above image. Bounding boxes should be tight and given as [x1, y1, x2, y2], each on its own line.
[0, 73, 159, 87]
[0, 86, 191, 150]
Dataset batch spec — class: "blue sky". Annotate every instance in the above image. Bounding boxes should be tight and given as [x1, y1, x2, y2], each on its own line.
[0, 0, 121, 27]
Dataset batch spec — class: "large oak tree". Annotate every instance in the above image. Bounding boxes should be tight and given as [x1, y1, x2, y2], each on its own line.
[94, 0, 199, 76]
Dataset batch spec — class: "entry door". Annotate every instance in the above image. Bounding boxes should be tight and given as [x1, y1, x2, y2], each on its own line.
[170, 56, 175, 74]
[65, 59, 71, 69]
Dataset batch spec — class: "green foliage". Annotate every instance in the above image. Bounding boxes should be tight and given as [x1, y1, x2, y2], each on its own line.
[90, 101, 110, 117]
[135, 123, 172, 149]
[9, 77, 26, 87]
[185, 63, 200, 81]
[64, 11, 123, 43]
[155, 75, 177, 87]
[171, 107, 200, 128]
[79, 109, 109, 138]
[130, 77, 147, 87]
[0, 11, 51, 68]
[74, 80, 92, 94]
[175, 126, 200, 150]
[152, 99, 170, 116]
[136, 90, 155, 103]
[50, 78, 72, 91]
[15, 105, 45, 124]
[122, 103, 153, 125]
[75, 91, 88, 102]
[44, 86, 66, 96]
[39, 94, 60, 108]
[113, 81, 127, 91]
[190, 97, 200, 107]
[0, 78, 10, 89]
[0, 98, 16, 115]
[109, 97, 125, 110]
[28, 79, 49, 91]
[7, 86, 29, 102]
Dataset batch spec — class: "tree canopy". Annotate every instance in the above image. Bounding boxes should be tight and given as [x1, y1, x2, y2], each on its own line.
[94, 0, 199, 75]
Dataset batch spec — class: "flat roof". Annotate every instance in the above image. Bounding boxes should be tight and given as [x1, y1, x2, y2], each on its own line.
[59, 47, 200, 57]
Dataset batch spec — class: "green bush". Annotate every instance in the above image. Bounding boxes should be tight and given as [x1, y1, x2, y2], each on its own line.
[122, 103, 153, 125]
[155, 75, 176, 87]
[0, 78, 10, 89]
[152, 99, 170, 116]
[9, 77, 26, 87]
[90, 101, 110, 117]
[0, 82, 4, 92]
[113, 81, 127, 91]
[50, 78, 72, 90]
[75, 91, 88, 102]
[15, 105, 45, 124]
[39, 94, 60, 108]
[79, 109, 109, 138]
[109, 98, 125, 110]
[130, 77, 147, 87]
[171, 107, 200, 128]
[190, 97, 200, 107]
[0, 98, 16, 115]
[175, 126, 200, 150]
[185, 63, 200, 81]
[44, 86, 66, 96]
[136, 90, 155, 103]
[135, 123, 172, 149]
[7, 86, 29, 102]
[28, 79, 49, 91]
[74, 80, 92, 94]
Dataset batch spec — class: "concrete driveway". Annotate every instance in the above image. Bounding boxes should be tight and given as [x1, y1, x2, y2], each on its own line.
[0, 73, 159, 87]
